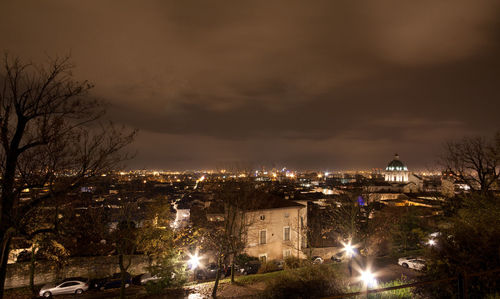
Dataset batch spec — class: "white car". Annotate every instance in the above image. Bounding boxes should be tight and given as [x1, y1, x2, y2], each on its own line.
[139, 272, 161, 284]
[39, 280, 88, 297]
[398, 257, 426, 271]
[312, 256, 324, 264]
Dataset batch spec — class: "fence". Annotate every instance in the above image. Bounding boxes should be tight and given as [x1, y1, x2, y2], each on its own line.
[323, 268, 500, 299]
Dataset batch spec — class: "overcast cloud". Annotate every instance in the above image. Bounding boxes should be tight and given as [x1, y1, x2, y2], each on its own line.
[1, 0, 499, 170]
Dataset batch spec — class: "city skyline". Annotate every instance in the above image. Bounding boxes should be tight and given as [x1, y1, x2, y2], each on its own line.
[1, 1, 500, 170]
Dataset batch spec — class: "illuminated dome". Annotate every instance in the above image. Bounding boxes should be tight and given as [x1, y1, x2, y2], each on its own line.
[386, 154, 408, 171]
[385, 154, 409, 182]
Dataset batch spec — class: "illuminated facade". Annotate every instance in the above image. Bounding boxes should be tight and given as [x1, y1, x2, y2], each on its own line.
[244, 203, 307, 261]
[384, 154, 409, 182]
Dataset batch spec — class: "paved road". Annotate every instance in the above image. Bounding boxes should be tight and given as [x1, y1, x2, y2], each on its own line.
[9, 258, 421, 299]
[334, 256, 422, 285]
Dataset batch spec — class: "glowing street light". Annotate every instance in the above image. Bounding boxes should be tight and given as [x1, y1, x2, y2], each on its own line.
[341, 240, 356, 258]
[188, 253, 201, 270]
[344, 243, 355, 257]
[360, 269, 378, 288]
[428, 239, 436, 246]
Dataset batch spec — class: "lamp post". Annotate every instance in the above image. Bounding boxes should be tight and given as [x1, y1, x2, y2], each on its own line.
[188, 252, 201, 282]
[342, 241, 356, 277]
[359, 268, 377, 299]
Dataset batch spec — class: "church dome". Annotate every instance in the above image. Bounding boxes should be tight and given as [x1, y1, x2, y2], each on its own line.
[386, 154, 408, 171]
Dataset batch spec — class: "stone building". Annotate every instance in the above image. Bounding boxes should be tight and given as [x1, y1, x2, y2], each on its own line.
[384, 154, 409, 182]
[244, 198, 307, 262]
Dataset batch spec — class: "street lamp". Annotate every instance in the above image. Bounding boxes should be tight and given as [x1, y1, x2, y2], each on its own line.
[360, 269, 378, 288]
[343, 242, 355, 257]
[427, 239, 436, 246]
[188, 253, 201, 270]
[341, 240, 356, 277]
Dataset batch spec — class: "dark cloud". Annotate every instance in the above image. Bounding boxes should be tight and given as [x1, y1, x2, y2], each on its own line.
[1, 0, 499, 170]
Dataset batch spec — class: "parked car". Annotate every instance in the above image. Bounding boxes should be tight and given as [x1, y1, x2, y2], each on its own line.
[39, 280, 88, 297]
[15, 250, 31, 263]
[240, 260, 261, 275]
[195, 263, 224, 280]
[137, 272, 161, 285]
[398, 257, 426, 271]
[89, 277, 108, 290]
[61, 277, 89, 283]
[330, 253, 343, 263]
[94, 273, 132, 290]
[312, 256, 324, 264]
[222, 264, 240, 277]
[272, 260, 284, 271]
[331, 251, 350, 263]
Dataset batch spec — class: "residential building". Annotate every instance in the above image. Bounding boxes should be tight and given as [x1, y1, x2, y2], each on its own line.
[243, 198, 307, 262]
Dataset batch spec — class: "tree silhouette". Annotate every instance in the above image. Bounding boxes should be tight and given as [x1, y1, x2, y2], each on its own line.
[0, 54, 135, 298]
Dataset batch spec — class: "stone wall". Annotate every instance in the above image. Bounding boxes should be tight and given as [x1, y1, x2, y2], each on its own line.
[5, 255, 149, 289]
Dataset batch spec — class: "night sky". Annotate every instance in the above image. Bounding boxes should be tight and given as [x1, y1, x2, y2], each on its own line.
[1, 1, 500, 171]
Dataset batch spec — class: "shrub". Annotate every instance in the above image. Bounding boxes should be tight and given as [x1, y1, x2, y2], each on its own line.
[144, 256, 188, 295]
[284, 256, 304, 269]
[417, 195, 500, 298]
[257, 260, 280, 274]
[262, 264, 346, 299]
[235, 253, 258, 266]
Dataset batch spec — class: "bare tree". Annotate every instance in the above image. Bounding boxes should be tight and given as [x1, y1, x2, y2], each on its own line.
[441, 132, 500, 193]
[112, 203, 139, 299]
[324, 192, 362, 244]
[199, 180, 257, 298]
[0, 54, 135, 298]
[324, 191, 378, 253]
[285, 213, 311, 260]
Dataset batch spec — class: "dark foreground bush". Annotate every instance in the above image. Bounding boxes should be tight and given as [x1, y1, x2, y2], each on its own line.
[257, 260, 280, 274]
[262, 264, 346, 299]
[284, 256, 306, 269]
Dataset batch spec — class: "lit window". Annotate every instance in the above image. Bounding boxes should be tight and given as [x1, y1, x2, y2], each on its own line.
[260, 230, 267, 244]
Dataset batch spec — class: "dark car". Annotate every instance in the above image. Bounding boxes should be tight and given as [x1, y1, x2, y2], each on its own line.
[331, 252, 343, 263]
[15, 250, 31, 263]
[222, 264, 243, 277]
[241, 260, 261, 275]
[93, 273, 132, 291]
[132, 273, 144, 286]
[89, 277, 108, 290]
[195, 263, 223, 280]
